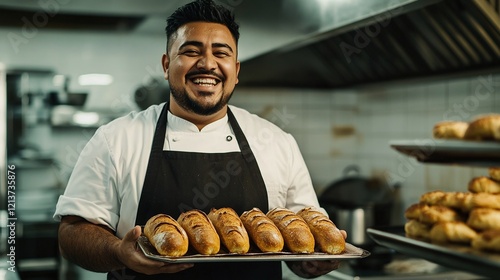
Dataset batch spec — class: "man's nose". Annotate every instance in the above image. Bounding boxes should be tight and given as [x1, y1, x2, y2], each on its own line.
[197, 54, 217, 70]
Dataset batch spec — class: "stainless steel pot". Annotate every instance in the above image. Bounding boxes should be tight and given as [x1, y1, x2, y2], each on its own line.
[319, 165, 400, 247]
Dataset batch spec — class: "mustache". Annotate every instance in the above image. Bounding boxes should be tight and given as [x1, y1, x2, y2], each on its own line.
[186, 69, 225, 82]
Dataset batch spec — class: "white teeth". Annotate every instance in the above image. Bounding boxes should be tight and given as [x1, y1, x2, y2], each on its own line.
[192, 78, 217, 86]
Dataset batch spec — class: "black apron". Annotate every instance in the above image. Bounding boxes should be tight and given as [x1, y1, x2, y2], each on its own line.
[108, 103, 282, 280]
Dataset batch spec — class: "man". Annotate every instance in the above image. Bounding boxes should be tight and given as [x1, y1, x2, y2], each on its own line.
[54, 0, 346, 279]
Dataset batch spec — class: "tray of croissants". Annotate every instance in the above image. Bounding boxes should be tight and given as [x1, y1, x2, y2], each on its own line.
[137, 206, 370, 263]
[368, 167, 500, 277]
[390, 114, 500, 165]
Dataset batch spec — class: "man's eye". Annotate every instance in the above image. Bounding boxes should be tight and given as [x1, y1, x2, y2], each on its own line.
[183, 50, 199, 56]
[214, 52, 229, 57]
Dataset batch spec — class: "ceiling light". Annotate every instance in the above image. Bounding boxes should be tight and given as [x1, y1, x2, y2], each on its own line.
[72, 111, 100, 126]
[78, 74, 113, 86]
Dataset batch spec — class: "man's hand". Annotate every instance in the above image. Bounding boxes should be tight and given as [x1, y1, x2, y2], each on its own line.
[288, 260, 341, 278]
[116, 226, 194, 275]
[58, 216, 193, 274]
[287, 229, 347, 278]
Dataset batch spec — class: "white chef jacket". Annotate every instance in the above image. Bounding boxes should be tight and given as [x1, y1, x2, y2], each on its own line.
[54, 103, 322, 238]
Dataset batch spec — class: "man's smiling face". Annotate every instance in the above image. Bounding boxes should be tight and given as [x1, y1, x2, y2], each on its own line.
[163, 21, 240, 116]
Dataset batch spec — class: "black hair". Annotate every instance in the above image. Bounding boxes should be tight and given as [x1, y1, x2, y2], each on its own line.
[165, 0, 240, 52]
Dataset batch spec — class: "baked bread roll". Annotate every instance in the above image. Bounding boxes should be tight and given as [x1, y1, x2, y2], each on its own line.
[208, 208, 250, 254]
[469, 193, 500, 209]
[433, 121, 468, 139]
[144, 214, 189, 257]
[404, 219, 431, 240]
[468, 176, 500, 194]
[267, 208, 315, 253]
[472, 229, 500, 252]
[240, 208, 284, 253]
[178, 209, 220, 255]
[421, 205, 464, 224]
[429, 221, 477, 244]
[405, 203, 463, 224]
[463, 114, 500, 141]
[297, 207, 345, 254]
[420, 191, 474, 211]
[489, 167, 500, 181]
[404, 203, 424, 220]
[467, 208, 500, 231]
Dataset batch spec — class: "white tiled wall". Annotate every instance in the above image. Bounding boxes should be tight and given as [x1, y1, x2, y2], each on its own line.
[232, 73, 500, 224]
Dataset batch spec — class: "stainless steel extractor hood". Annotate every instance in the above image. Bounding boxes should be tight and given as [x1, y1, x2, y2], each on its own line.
[237, 0, 500, 88]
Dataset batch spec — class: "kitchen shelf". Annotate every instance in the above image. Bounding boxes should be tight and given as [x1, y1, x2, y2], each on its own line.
[367, 226, 500, 279]
[390, 139, 500, 167]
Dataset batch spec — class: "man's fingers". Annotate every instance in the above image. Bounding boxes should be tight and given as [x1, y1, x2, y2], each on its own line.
[123, 226, 141, 244]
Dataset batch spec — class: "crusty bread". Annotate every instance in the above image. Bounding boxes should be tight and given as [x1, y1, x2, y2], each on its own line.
[240, 208, 284, 253]
[472, 229, 500, 252]
[404, 219, 431, 240]
[405, 203, 463, 225]
[433, 121, 468, 139]
[429, 221, 477, 244]
[463, 114, 500, 141]
[208, 208, 250, 254]
[144, 214, 189, 257]
[419, 191, 474, 211]
[468, 176, 500, 194]
[469, 193, 500, 210]
[297, 207, 345, 254]
[404, 203, 426, 220]
[178, 209, 220, 255]
[267, 208, 315, 253]
[419, 191, 447, 206]
[467, 208, 500, 231]
[489, 167, 500, 181]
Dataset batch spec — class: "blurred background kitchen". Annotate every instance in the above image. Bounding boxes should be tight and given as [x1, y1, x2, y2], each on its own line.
[0, 0, 499, 279]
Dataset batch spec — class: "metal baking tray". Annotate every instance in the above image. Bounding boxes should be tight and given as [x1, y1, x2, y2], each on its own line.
[367, 226, 500, 279]
[137, 236, 370, 263]
[390, 139, 500, 166]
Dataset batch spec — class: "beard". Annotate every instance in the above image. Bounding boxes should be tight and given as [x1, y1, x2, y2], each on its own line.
[170, 85, 233, 116]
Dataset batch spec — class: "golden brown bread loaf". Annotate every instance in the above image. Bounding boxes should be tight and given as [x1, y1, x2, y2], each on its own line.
[208, 208, 250, 254]
[178, 209, 220, 255]
[466, 208, 500, 231]
[267, 208, 315, 253]
[468, 176, 500, 194]
[463, 114, 500, 141]
[404, 219, 431, 240]
[144, 214, 189, 257]
[429, 221, 477, 244]
[297, 207, 345, 254]
[471, 229, 500, 252]
[240, 208, 284, 253]
[489, 167, 500, 181]
[432, 121, 468, 139]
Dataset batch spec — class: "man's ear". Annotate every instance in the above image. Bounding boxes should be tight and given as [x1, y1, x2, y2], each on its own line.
[161, 53, 169, 80]
[235, 60, 241, 84]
